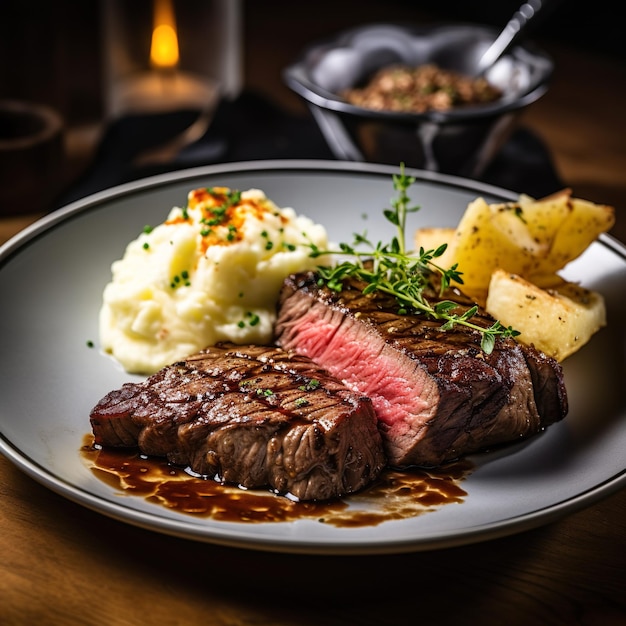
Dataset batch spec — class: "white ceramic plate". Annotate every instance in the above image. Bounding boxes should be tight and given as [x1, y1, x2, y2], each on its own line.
[1, 160, 625, 555]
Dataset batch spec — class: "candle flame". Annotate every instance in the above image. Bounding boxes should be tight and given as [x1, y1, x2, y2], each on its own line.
[150, 0, 179, 69]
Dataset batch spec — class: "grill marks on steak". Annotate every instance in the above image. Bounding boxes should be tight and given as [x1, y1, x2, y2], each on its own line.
[90, 343, 386, 501]
[274, 271, 568, 468]
[90, 271, 569, 501]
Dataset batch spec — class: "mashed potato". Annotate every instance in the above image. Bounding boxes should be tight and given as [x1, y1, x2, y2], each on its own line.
[100, 186, 329, 374]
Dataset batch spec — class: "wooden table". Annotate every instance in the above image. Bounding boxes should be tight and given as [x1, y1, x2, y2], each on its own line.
[2, 13, 625, 626]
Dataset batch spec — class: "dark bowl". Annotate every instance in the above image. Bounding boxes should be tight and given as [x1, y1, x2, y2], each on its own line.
[283, 23, 554, 177]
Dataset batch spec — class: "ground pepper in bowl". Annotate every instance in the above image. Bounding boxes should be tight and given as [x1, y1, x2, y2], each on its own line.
[342, 64, 503, 113]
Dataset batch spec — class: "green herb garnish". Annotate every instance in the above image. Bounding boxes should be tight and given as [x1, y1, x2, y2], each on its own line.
[308, 163, 519, 354]
[298, 379, 320, 392]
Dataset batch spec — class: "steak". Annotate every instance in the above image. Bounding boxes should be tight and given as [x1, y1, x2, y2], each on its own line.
[90, 342, 386, 501]
[274, 271, 568, 468]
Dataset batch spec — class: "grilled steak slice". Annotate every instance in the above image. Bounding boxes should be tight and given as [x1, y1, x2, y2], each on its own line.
[274, 271, 568, 468]
[90, 342, 386, 501]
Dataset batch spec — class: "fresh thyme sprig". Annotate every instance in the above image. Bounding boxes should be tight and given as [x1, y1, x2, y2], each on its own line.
[308, 163, 520, 354]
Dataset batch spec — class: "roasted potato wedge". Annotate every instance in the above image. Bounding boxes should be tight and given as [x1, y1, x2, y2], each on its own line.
[414, 190, 614, 360]
[415, 190, 615, 303]
[485, 270, 607, 362]
[515, 190, 615, 275]
[414, 226, 455, 268]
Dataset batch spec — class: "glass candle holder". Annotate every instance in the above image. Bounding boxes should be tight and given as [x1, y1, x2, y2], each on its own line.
[101, 0, 242, 118]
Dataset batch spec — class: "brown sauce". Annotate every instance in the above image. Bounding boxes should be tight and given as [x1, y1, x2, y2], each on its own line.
[80, 434, 471, 527]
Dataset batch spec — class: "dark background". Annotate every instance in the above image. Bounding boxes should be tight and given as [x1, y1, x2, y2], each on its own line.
[1, 0, 624, 216]
[0, 0, 622, 128]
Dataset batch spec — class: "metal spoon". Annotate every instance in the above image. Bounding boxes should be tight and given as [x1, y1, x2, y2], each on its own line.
[475, 0, 547, 76]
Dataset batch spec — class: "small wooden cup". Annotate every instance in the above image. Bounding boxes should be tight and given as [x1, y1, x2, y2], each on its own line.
[0, 100, 66, 216]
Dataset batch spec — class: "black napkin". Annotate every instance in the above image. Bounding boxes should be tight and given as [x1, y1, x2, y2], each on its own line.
[56, 91, 563, 208]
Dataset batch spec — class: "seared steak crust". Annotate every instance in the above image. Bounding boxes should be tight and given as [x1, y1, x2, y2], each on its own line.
[274, 271, 568, 467]
[90, 343, 386, 501]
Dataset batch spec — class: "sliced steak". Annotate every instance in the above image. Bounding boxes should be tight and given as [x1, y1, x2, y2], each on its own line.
[274, 271, 568, 468]
[90, 342, 386, 501]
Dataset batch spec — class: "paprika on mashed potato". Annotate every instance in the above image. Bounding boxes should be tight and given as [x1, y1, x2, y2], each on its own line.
[99, 186, 329, 375]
